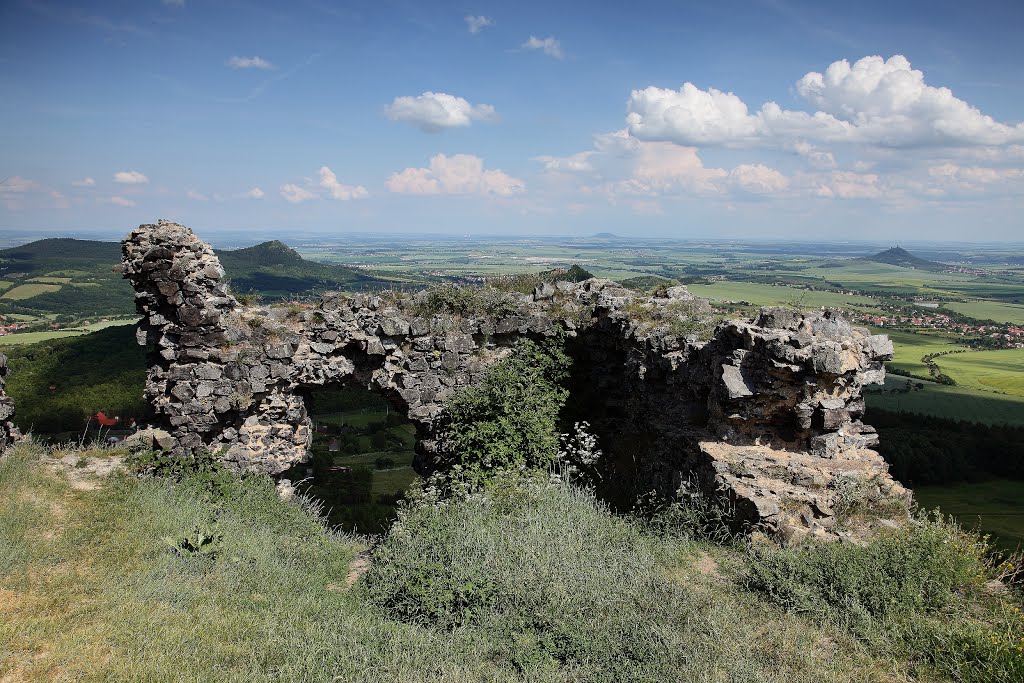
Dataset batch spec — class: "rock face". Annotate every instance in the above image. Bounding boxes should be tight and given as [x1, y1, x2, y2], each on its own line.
[0, 353, 19, 450]
[122, 220, 908, 540]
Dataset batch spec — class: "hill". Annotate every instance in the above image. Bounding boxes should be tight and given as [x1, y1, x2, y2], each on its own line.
[0, 236, 400, 323]
[864, 246, 948, 271]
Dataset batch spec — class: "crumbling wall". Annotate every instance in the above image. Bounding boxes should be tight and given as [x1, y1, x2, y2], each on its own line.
[0, 353, 19, 450]
[122, 220, 908, 539]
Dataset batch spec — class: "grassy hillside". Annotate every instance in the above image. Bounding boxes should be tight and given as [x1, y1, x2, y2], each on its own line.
[0, 236, 402, 329]
[2, 445, 1022, 682]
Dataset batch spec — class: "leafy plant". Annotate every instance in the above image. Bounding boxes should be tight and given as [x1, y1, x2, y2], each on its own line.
[163, 524, 222, 559]
[434, 337, 571, 486]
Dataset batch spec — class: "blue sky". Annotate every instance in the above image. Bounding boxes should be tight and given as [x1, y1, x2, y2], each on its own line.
[1, 0, 1023, 240]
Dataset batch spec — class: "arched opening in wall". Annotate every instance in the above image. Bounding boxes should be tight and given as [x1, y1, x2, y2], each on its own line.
[560, 327, 708, 512]
[292, 383, 419, 533]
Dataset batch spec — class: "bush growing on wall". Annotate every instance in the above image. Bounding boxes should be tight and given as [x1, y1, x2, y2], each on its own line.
[435, 337, 571, 485]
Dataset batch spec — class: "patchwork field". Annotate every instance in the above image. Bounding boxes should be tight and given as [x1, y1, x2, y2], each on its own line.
[687, 281, 879, 309]
[865, 374, 1024, 426]
[1, 283, 61, 300]
[0, 317, 138, 347]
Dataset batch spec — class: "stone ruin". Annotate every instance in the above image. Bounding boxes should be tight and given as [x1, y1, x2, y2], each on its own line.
[0, 354, 19, 451]
[117, 219, 908, 541]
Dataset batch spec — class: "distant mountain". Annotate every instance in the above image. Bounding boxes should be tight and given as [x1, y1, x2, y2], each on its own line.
[0, 236, 401, 320]
[864, 247, 948, 272]
[593, 232, 620, 238]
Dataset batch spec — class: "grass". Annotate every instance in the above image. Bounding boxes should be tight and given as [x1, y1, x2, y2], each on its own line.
[27, 276, 73, 284]
[938, 348, 1024, 397]
[0, 317, 137, 347]
[915, 480, 1024, 551]
[865, 374, 1024, 426]
[875, 328, 966, 377]
[0, 283, 61, 300]
[946, 301, 1024, 325]
[7, 442, 1022, 681]
[686, 280, 879, 309]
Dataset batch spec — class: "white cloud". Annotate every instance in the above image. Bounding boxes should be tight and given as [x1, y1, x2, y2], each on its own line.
[522, 36, 564, 60]
[814, 171, 883, 199]
[926, 163, 1024, 194]
[533, 152, 594, 173]
[186, 189, 208, 201]
[318, 166, 368, 200]
[387, 154, 525, 196]
[729, 164, 790, 194]
[626, 55, 1024, 149]
[385, 92, 496, 132]
[162, 0, 185, 7]
[280, 184, 316, 203]
[113, 170, 148, 184]
[72, 177, 96, 187]
[465, 15, 493, 34]
[110, 196, 136, 207]
[792, 142, 836, 169]
[0, 176, 37, 209]
[629, 141, 727, 194]
[228, 56, 273, 70]
[242, 187, 264, 199]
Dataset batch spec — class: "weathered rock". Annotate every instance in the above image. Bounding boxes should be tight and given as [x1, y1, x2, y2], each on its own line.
[0, 354, 20, 450]
[121, 220, 905, 541]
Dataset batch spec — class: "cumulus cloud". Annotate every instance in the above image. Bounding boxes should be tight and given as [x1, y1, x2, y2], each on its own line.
[385, 92, 497, 132]
[387, 154, 525, 196]
[228, 56, 273, 70]
[72, 177, 96, 187]
[465, 15, 493, 33]
[522, 36, 564, 59]
[280, 183, 316, 203]
[533, 152, 594, 173]
[626, 55, 1024, 149]
[113, 170, 148, 184]
[792, 142, 836, 169]
[110, 196, 136, 207]
[242, 187, 264, 199]
[318, 166, 368, 200]
[814, 171, 883, 199]
[729, 164, 790, 194]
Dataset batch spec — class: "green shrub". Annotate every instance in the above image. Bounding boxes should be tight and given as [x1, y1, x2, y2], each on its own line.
[363, 476, 698, 680]
[415, 283, 522, 319]
[125, 446, 234, 493]
[745, 512, 987, 625]
[435, 337, 570, 485]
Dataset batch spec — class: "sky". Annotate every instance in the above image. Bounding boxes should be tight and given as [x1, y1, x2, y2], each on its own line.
[1, 0, 1023, 241]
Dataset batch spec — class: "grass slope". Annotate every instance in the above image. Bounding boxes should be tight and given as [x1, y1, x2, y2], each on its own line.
[939, 348, 1024, 397]
[3, 446, 1022, 681]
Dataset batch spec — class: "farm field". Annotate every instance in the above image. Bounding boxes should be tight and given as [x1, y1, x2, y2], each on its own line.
[868, 328, 967, 377]
[687, 281, 879, 309]
[945, 301, 1024, 324]
[0, 317, 138, 347]
[865, 374, 1024, 426]
[938, 348, 1024, 397]
[914, 479, 1024, 551]
[1, 283, 61, 300]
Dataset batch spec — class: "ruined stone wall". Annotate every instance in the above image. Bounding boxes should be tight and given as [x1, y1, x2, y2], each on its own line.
[122, 220, 907, 540]
[0, 353, 19, 450]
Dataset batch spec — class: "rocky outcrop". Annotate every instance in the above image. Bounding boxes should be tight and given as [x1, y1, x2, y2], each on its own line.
[121, 220, 908, 540]
[0, 353, 19, 450]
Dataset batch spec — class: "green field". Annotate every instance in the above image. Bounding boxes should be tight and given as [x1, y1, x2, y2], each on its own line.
[945, 301, 1024, 325]
[0, 318, 138, 347]
[1, 283, 61, 300]
[938, 347, 1024, 397]
[914, 479, 1024, 550]
[865, 374, 1024, 426]
[28, 276, 73, 284]
[872, 328, 966, 377]
[687, 280, 879, 309]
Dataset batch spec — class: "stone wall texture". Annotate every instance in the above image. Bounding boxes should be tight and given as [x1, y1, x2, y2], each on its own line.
[122, 220, 908, 540]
